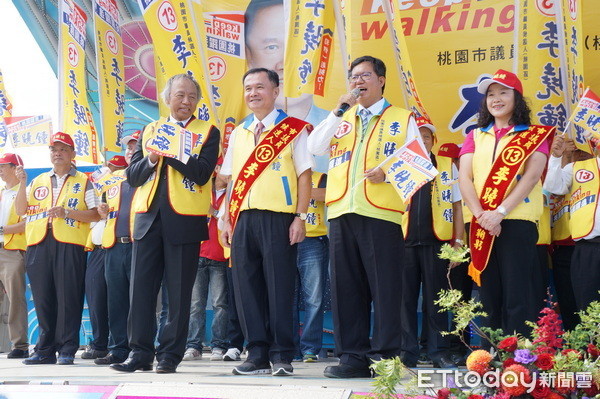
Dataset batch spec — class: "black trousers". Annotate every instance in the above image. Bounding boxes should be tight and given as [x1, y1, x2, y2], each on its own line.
[226, 266, 244, 352]
[479, 220, 543, 337]
[329, 213, 404, 369]
[400, 243, 449, 364]
[26, 233, 87, 357]
[551, 245, 579, 330]
[231, 210, 296, 364]
[128, 212, 200, 364]
[571, 240, 600, 313]
[85, 247, 108, 350]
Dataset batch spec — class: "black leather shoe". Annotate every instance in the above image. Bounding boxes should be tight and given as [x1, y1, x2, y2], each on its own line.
[324, 364, 372, 379]
[95, 353, 127, 365]
[432, 356, 456, 369]
[7, 349, 29, 359]
[110, 358, 153, 372]
[81, 346, 109, 359]
[23, 352, 56, 365]
[450, 352, 466, 366]
[156, 358, 178, 374]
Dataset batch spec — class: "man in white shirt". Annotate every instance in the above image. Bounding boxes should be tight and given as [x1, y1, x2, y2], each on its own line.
[543, 134, 600, 313]
[0, 153, 28, 359]
[221, 68, 312, 377]
[307, 56, 422, 378]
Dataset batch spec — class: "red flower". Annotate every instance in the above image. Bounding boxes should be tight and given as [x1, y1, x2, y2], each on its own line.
[534, 353, 554, 370]
[546, 393, 565, 399]
[531, 383, 551, 399]
[498, 336, 518, 352]
[437, 388, 451, 399]
[532, 306, 564, 353]
[501, 364, 532, 397]
[467, 395, 484, 399]
[466, 350, 493, 375]
[583, 382, 599, 397]
[502, 358, 516, 368]
[587, 343, 600, 358]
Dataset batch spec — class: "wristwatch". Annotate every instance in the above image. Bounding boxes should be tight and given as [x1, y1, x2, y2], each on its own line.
[496, 205, 508, 217]
[0, 226, 4, 235]
[295, 213, 307, 221]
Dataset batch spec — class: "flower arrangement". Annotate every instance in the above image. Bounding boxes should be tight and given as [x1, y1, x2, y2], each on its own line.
[370, 294, 600, 399]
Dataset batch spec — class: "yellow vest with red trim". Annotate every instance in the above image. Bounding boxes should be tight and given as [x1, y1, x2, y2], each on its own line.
[2, 185, 26, 251]
[26, 171, 91, 247]
[569, 158, 600, 240]
[402, 155, 454, 241]
[132, 118, 213, 217]
[230, 123, 298, 214]
[306, 172, 327, 237]
[102, 170, 134, 248]
[471, 127, 543, 222]
[326, 104, 411, 217]
[537, 193, 551, 245]
[549, 193, 571, 242]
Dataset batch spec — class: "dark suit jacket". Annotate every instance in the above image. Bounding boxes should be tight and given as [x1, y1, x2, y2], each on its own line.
[126, 120, 220, 245]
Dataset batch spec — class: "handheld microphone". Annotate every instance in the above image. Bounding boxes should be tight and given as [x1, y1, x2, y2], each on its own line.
[334, 88, 362, 117]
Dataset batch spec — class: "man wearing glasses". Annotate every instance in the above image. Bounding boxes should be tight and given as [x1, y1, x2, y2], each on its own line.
[307, 56, 422, 378]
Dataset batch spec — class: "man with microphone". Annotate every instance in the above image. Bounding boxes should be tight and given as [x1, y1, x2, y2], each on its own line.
[307, 55, 422, 378]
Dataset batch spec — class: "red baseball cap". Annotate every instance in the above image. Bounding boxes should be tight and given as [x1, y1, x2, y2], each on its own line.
[121, 130, 141, 147]
[108, 155, 127, 168]
[437, 143, 461, 159]
[477, 69, 523, 95]
[415, 116, 436, 134]
[0, 153, 24, 166]
[51, 132, 75, 148]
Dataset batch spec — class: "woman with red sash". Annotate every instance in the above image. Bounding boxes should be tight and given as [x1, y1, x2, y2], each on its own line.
[458, 70, 554, 338]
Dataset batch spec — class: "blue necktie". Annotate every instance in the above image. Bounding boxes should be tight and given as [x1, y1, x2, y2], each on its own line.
[359, 108, 371, 136]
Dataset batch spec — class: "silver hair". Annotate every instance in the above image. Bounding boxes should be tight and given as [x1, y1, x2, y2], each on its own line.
[161, 74, 201, 104]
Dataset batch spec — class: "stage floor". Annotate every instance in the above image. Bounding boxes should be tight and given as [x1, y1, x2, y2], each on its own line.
[0, 350, 399, 399]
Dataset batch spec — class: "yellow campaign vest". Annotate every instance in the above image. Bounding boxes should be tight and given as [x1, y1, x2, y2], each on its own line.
[132, 118, 213, 217]
[549, 193, 571, 243]
[327, 103, 412, 224]
[402, 155, 454, 241]
[306, 172, 327, 237]
[102, 170, 134, 248]
[230, 122, 298, 214]
[472, 127, 543, 222]
[569, 158, 600, 240]
[2, 185, 26, 251]
[537, 193, 551, 245]
[26, 171, 91, 247]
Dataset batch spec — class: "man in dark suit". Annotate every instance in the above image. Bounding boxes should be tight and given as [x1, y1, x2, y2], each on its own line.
[110, 74, 219, 374]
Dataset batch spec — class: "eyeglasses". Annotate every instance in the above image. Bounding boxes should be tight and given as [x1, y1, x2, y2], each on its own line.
[349, 72, 373, 83]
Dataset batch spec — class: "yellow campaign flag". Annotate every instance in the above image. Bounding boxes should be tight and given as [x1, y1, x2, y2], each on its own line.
[568, 87, 600, 140]
[283, 0, 336, 99]
[0, 69, 13, 118]
[556, 0, 590, 151]
[0, 69, 13, 148]
[137, 0, 216, 124]
[4, 115, 53, 147]
[58, 0, 103, 164]
[380, 0, 430, 120]
[582, 0, 600, 92]
[93, 0, 125, 152]
[193, 0, 247, 153]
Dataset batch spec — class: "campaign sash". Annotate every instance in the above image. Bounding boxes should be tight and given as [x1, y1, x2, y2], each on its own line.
[468, 125, 555, 286]
[228, 116, 311, 231]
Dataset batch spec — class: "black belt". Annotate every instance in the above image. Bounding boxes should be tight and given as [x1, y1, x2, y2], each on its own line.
[116, 237, 131, 244]
[582, 236, 600, 244]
